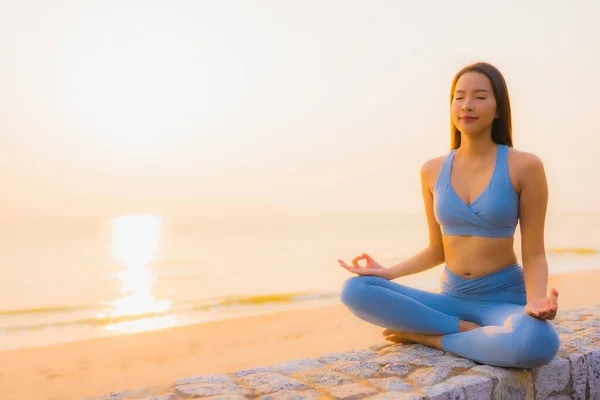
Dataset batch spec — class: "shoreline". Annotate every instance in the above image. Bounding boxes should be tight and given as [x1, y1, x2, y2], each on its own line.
[6, 260, 600, 354]
[2, 268, 600, 400]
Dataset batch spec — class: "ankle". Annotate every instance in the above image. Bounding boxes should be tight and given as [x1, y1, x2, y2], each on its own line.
[458, 320, 480, 332]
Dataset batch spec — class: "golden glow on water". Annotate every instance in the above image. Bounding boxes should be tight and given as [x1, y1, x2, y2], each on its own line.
[104, 214, 173, 334]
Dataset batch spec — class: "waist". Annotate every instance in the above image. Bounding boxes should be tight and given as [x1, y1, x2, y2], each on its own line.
[440, 263, 526, 305]
[443, 236, 516, 270]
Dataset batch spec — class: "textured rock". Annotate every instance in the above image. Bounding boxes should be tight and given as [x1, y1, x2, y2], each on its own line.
[292, 369, 353, 388]
[374, 352, 424, 366]
[587, 350, 600, 400]
[325, 383, 378, 399]
[398, 344, 445, 357]
[422, 382, 465, 400]
[86, 305, 600, 400]
[174, 381, 247, 398]
[272, 359, 323, 374]
[534, 357, 570, 399]
[237, 372, 306, 395]
[379, 363, 412, 378]
[407, 366, 453, 386]
[445, 375, 494, 399]
[367, 377, 412, 392]
[556, 324, 575, 334]
[366, 394, 424, 400]
[471, 365, 530, 399]
[328, 360, 381, 379]
[234, 366, 277, 377]
[427, 355, 477, 369]
[257, 390, 320, 400]
[562, 334, 594, 348]
[568, 352, 588, 400]
[317, 349, 378, 364]
[175, 374, 233, 385]
[580, 327, 600, 339]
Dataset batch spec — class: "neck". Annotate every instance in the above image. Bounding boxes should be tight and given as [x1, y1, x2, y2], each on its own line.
[457, 132, 496, 157]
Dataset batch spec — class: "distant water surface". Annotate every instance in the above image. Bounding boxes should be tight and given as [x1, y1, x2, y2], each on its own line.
[0, 212, 598, 351]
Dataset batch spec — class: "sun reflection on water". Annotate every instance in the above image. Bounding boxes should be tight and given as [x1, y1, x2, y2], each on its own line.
[103, 214, 174, 334]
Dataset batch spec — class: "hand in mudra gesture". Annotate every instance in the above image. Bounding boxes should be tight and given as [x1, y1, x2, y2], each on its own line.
[526, 288, 559, 320]
[338, 253, 391, 280]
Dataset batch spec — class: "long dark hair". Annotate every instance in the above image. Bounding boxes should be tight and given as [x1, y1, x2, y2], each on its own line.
[450, 62, 513, 150]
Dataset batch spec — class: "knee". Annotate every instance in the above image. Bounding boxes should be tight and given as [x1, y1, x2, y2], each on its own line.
[340, 276, 384, 309]
[510, 314, 560, 368]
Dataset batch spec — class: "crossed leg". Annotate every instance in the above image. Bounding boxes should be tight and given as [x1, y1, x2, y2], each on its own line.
[340, 276, 477, 335]
[340, 276, 559, 368]
[440, 301, 560, 368]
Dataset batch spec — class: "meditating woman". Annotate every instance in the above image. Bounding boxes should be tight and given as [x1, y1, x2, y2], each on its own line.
[338, 62, 560, 369]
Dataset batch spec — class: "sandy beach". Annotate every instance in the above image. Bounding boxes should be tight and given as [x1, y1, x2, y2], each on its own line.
[2, 268, 599, 400]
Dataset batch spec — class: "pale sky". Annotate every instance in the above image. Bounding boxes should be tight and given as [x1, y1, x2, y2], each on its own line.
[1, 0, 599, 226]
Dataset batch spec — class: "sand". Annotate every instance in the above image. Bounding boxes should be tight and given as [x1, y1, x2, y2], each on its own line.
[1, 269, 599, 400]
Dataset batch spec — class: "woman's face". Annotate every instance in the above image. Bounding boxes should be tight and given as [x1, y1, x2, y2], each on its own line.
[451, 72, 498, 138]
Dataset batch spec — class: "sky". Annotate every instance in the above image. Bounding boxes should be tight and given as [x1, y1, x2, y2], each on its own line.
[1, 0, 599, 228]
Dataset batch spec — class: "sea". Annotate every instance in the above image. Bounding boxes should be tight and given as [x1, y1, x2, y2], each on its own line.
[1, 212, 598, 352]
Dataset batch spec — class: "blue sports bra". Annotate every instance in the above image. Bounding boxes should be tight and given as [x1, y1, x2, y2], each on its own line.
[433, 144, 519, 238]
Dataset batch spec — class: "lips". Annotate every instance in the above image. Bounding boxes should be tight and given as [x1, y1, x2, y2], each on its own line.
[460, 116, 478, 120]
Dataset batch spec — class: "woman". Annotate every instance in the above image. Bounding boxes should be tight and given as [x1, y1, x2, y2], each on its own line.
[338, 62, 560, 369]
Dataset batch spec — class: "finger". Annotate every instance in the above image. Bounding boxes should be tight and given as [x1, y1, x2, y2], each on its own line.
[383, 328, 396, 336]
[537, 307, 554, 317]
[338, 262, 359, 274]
[550, 289, 559, 306]
[362, 253, 374, 262]
[541, 307, 557, 319]
[385, 334, 404, 344]
[338, 263, 352, 272]
[544, 311, 555, 320]
[352, 256, 364, 269]
[344, 266, 370, 276]
[528, 309, 542, 318]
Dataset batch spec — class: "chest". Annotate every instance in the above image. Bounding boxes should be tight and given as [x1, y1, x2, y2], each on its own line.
[450, 161, 497, 206]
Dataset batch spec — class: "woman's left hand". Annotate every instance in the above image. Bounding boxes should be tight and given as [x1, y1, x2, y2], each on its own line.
[525, 288, 559, 320]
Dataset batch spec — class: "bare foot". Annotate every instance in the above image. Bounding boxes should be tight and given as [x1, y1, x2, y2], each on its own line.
[382, 320, 481, 346]
[382, 329, 443, 349]
[382, 329, 416, 344]
[458, 320, 481, 332]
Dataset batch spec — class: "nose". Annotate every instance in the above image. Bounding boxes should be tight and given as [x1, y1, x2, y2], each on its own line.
[461, 101, 474, 112]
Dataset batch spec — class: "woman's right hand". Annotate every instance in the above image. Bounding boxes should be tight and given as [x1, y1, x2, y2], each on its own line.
[338, 253, 392, 280]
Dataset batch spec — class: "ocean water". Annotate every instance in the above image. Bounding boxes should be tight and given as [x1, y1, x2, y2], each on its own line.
[0, 212, 598, 352]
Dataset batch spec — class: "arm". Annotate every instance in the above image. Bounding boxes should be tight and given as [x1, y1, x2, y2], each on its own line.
[386, 159, 445, 280]
[518, 153, 551, 303]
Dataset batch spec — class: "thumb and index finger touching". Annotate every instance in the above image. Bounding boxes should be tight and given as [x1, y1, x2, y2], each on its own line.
[351, 253, 375, 268]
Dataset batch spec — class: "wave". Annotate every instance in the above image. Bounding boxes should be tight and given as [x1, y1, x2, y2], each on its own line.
[547, 248, 599, 255]
[0, 304, 94, 316]
[0, 290, 338, 333]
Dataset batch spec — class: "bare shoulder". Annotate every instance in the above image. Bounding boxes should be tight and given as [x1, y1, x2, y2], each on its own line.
[507, 148, 546, 189]
[507, 147, 545, 170]
[420, 155, 447, 188]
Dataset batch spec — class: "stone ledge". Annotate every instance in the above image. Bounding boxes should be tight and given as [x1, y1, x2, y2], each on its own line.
[84, 305, 600, 400]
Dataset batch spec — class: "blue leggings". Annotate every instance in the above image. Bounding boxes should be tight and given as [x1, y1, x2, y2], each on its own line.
[340, 264, 560, 368]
